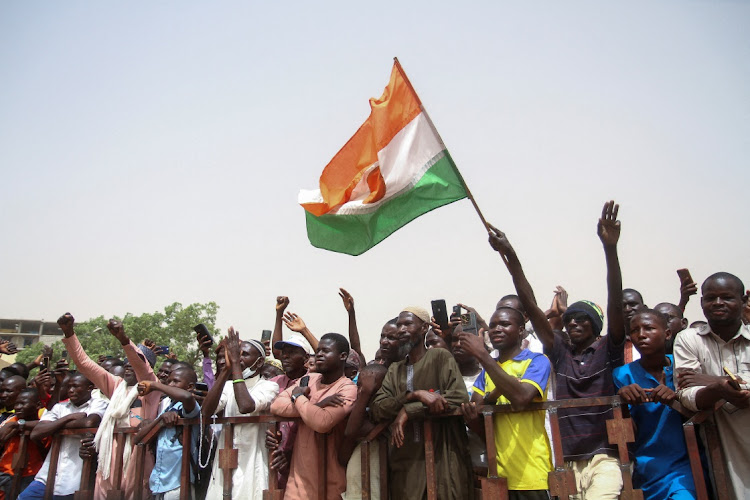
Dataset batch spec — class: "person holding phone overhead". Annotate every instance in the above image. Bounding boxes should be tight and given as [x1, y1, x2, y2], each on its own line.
[271, 333, 357, 500]
[201, 328, 279, 500]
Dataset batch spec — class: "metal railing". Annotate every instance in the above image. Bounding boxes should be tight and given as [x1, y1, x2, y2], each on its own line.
[9, 396, 729, 500]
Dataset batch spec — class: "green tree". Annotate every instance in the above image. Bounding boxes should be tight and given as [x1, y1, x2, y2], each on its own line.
[23, 302, 221, 373]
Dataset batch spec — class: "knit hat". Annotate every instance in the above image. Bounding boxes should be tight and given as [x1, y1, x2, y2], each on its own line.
[136, 344, 157, 368]
[401, 306, 431, 324]
[563, 300, 604, 336]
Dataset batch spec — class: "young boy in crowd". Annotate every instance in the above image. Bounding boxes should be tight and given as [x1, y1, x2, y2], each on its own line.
[19, 372, 107, 500]
[460, 307, 553, 499]
[614, 309, 697, 499]
[0, 388, 49, 499]
[136, 364, 200, 500]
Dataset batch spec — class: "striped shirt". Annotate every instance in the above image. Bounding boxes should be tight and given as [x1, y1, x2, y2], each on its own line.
[546, 333, 624, 461]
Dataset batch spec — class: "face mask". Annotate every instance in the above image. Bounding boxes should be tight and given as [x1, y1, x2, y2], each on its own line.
[242, 358, 263, 379]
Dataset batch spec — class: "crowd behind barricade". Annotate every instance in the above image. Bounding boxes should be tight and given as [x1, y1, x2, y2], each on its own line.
[0, 201, 748, 500]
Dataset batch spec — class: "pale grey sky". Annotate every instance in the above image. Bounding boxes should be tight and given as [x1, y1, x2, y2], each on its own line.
[2, 1, 748, 359]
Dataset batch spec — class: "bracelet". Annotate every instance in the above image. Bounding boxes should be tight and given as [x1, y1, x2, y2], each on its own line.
[232, 379, 245, 384]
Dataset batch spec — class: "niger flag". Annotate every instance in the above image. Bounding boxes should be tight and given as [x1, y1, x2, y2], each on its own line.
[299, 61, 467, 255]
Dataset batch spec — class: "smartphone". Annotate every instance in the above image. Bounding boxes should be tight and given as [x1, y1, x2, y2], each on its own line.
[159, 346, 170, 355]
[300, 375, 310, 388]
[61, 350, 68, 359]
[261, 330, 272, 342]
[452, 305, 462, 317]
[41, 357, 50, 371]
[193, 324, 214, 347]
[460, 312, 478, 335]
[195, 382, 209, 392]
[431, 299, 449, 331]
[677, 268, 693, 285]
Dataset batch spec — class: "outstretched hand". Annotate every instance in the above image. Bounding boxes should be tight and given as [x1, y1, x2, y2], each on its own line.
[338, 288, 355, 313]
[283, 313, 307, 333]
[0, 341, 18, 355]
[597, 200, 621, 247]
[225, 327, 242, 370]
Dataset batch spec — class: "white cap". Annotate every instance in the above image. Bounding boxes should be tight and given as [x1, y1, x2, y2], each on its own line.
[273, 334, 314, 355]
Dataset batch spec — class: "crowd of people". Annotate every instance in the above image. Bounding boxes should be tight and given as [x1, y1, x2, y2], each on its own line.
[0, 200, 748, 500]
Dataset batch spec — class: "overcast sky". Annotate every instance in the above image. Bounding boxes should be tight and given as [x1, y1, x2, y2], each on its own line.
[2, 1, 748, 359]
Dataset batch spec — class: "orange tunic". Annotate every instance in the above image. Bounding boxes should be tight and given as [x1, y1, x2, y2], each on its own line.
[271, 373, 357, 500]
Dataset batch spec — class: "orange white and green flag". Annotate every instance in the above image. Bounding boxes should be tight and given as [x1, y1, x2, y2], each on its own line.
[299, 61, 468, 255]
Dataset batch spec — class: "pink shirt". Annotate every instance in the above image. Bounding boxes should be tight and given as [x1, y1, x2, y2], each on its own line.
[62, 335, 161, 500]
[271, 373, 357, 500]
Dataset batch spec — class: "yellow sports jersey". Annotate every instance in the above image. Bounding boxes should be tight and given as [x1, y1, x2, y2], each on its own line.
[472, 349, 553, 490]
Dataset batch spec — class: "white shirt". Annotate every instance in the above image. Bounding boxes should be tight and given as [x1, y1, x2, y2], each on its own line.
[205, 376, 279, 500]
[673, 323, 750, 500]
[34, 396, 109, 495]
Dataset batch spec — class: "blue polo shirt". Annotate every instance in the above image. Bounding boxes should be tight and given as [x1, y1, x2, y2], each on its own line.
[149, 400, 201, 494]
[613, 356, 696, 500]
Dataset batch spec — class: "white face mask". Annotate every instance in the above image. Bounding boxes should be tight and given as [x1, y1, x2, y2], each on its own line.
[242, 358, 263, 379]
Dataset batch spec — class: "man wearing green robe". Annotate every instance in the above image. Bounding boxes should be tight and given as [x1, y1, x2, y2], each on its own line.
[371, 306, 474, 500]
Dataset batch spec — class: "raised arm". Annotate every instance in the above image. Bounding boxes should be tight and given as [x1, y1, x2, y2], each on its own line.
[677, 274, 698, 312]
[598, 201, 625, 344]
[58, 313, 120, 398]
[487, 225, 555, 352]
[283, 312, 318, 351]
[272, 296, 290, 359]
[226, 327, 257, 414]
[339, 288, 365, 364]
[109, 321, 158, 384]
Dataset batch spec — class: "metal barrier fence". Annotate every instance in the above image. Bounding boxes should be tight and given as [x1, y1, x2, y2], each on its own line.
[8, 396, 729, 500]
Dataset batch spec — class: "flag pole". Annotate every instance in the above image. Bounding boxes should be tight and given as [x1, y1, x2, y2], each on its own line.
[393, 57, 491, 234]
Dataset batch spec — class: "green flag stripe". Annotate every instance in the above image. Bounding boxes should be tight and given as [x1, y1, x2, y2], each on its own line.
[305, 152, 467, 256]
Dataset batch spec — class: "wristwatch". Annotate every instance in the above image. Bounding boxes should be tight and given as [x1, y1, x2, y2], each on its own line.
[291, 394, 299, 404]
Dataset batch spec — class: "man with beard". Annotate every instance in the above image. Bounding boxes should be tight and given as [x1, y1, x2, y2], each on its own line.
[673, 272, 750, 500]
[58, 313, 161, 500]
[371, 307, 473, 500]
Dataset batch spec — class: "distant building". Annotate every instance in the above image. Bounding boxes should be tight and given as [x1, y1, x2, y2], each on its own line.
[0, 318, 64, 365]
